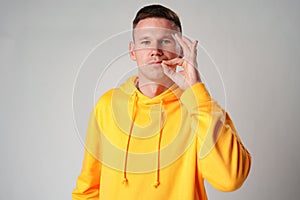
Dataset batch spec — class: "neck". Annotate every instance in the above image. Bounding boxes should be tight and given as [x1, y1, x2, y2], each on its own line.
[137, 77, 174, 98]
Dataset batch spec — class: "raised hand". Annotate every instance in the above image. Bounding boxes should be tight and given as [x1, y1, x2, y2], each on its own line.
[161, 34, 201, 90]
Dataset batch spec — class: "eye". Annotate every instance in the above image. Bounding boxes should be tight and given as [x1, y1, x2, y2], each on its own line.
[161, 39, 171, 44]
[141, 40, 150, 45]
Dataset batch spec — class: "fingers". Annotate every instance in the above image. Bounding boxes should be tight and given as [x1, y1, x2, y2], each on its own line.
[174, 34, 190, 54]
[162, 65, 187, 89]
[162, 55, 197, 70]
[162, 57, 184, 67]
[174, 34, 198, 53]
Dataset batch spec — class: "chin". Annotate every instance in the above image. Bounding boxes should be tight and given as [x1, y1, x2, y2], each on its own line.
[139, 66, 169, 82]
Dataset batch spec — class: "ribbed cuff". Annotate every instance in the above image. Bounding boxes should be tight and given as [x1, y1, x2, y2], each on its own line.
[180, 83, 211, 111]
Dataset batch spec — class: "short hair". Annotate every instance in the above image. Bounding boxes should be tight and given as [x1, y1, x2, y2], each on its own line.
[132, 4, 182, 32]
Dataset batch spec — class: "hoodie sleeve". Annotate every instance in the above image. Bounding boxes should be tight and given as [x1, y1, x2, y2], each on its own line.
[72, 111, 102, 200]
[180, 83, 251, 192]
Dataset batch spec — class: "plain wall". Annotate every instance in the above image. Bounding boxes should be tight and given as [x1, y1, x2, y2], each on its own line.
[1, 0, 299, 199]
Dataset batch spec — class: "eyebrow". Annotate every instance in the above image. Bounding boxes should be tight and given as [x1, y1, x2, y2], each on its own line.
[137, 36, 151, 40]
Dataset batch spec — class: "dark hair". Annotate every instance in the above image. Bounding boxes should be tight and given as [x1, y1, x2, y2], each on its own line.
[133, 4, 182, 32]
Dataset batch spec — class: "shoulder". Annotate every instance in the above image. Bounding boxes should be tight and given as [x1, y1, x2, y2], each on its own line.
[94, 89, 115, 109]
[94, 87, 129, 109]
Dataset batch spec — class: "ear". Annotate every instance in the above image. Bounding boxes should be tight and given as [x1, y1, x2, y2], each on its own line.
[129, 41, 136, 61]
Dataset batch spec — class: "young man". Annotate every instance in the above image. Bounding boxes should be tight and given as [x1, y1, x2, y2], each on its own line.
[72, 4, 251, 200]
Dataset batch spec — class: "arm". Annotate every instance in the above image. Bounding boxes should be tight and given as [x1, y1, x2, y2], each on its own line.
[161, 33, 251, 191]
[72, 111, 102, 200]
[181, 83, 251, 191]
[72, 150, 101, 199]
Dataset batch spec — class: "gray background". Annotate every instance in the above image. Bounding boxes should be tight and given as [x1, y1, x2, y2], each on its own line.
[1, 0, 300, 199]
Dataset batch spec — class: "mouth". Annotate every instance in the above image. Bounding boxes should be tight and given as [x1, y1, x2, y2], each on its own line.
[148, 60, 163, 65]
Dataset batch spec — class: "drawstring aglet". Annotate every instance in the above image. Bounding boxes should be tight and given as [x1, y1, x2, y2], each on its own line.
[122, 178, 128, 184]
[153, 181, 160, 188]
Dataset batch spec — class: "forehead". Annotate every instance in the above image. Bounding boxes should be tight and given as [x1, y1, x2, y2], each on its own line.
[135, 17, 178, 30]
[133, 18, 180, 39]
[134, 27, 179, 40]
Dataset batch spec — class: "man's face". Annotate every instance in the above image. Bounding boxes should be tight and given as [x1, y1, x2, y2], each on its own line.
[130, 18, 181, 82]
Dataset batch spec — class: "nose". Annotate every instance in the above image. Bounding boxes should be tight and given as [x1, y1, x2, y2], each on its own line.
[150, 42, 163, 56]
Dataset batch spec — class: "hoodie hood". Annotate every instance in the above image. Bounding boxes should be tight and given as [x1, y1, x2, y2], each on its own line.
[119, 76, 184, 105]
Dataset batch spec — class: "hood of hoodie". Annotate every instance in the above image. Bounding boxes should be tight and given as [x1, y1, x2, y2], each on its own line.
[118, 76, 184, 105]
[113, 75, 185, 142]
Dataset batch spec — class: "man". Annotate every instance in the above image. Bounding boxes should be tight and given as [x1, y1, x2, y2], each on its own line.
[72, 4, 251, 200]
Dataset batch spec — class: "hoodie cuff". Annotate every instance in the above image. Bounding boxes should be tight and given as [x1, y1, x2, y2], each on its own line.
[180, 83, 211, 111]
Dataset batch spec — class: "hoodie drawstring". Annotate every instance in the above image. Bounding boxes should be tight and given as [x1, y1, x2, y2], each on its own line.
[153, 100, 164, 188]
[122, 93, 164, 188]
[123, 93, 138, 184]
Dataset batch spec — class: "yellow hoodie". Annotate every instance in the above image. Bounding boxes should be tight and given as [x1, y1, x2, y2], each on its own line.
[72, 76, 251, 200]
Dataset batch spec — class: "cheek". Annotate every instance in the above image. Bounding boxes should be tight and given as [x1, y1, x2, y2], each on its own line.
[134, 50, 149, 61]
[132, 53, 144, 67]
